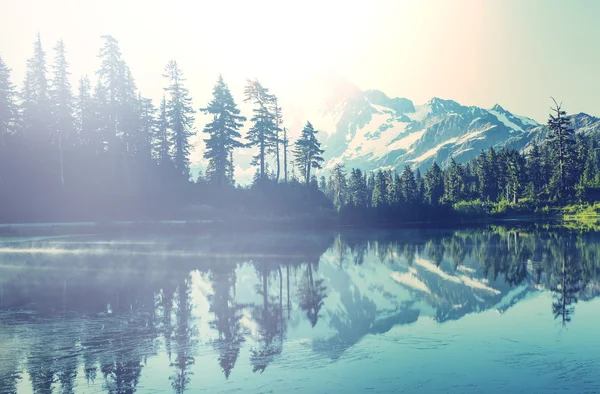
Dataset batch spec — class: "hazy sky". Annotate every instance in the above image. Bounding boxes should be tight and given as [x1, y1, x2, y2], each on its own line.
[1, 0, 599, 125]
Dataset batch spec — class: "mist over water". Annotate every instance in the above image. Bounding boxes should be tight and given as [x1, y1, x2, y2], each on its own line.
[1, 226, 600, 393]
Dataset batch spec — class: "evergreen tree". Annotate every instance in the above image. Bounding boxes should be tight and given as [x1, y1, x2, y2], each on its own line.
[366, 171, 375, 206]
[424, 161, 444, 205]
[546, 98, 575, 200]
[486, 147, 500, 201]
[319, 176, 327, 193]
[21, 33, 51, 142]
[96, 35, 123, 152]
[400, 166, 417, 204]
[293, 121, 324, 185]
[244, 79, 278, 183]
[153, 94, 171, 166]
[329, 163, 347, 210]
[163, 60, 195, 178]
[0, 56, 18, 143]
[506, 151, 526, 204]
[444, 158, 465, 203]
[415, 169, 424, 204]
[201, 75, 246, 187]
[476, 150, 492, 200]
[372, 170, 388, 208]
[75, 76, 94, 149]
[50, 39, 75, 145]
[137, 96, 155, 161]
[387, 171, 401, 206]
[526, 140, 543, 199]
[347, 168, 368, 208]
[91, 81, 110, 154]
[49, 39, 75, 186]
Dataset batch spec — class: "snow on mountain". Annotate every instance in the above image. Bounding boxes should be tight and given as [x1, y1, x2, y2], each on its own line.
[317, 89, 545, 173]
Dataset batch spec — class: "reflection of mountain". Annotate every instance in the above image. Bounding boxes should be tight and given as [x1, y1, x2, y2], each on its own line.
[0, 227, 599, 391]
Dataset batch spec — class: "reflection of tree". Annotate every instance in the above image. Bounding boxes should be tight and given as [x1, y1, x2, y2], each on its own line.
[27, 335, 57, 394]
[95, 298, 158, 394]
[209, 265, 247, 379]
[298, 261, 327, 327]
[551, 243, 583, 327]
[169, 276, 197, 394]
[0, 328, 22, 394]
[403, 243, 416, 266]
[250, 263, 285, 373]
[55, 326, 79, 394]
[427, 238, 445, 267]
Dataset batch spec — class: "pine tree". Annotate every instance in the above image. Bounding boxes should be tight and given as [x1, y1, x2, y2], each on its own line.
[366, 171, 375, 207]
[372, 170, 388, 208]
[49, 39, 76, 186]
[319, 176, 327, 193]
[153, 94, 172, 168]
[137, 96, 155, 161]
[400, 166, 417, 204]
[546, 98, 575, 200]
[424, 161, 444, 205]
[75, 76, 94, 148]
[118, 64, 141, 155]
[526, 140, 543, 199]
[163, 60, 195, 179]
[347, 168, 368, 208]
[293, 121, 324, 185]
[486, 147, 500, 201]
[200, 76, 246, 187]
[387, 170, 401, 206]
[21, 33, 51, 142]
[96, 35, 123, 152]
[244, 79, 277, 182]
[91, 81, 110, 154]
[50, 40, 75, 145]
[0, 56, 18, 144]
[329, 163, 347, 210]
[415, 169, 424, 204]
[476, 150, 492, 200]
[444, 158, 465, 203]
[506, 151, 526, 204]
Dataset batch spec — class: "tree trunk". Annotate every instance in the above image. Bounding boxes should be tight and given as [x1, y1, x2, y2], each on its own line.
[286, 265, 290, 319]
[275, 133, 280, 183]
[260, 139, 265, 181]
[283, 128, 288, 183]
[306, 154, 312, 186]
[59, 133, 65, 187]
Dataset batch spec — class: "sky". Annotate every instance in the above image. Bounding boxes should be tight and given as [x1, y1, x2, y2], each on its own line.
[1, 0, 599, 156]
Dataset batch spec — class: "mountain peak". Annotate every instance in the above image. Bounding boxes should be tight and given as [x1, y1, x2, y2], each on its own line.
[426, 97, 462, 114]
[491, 104, 506, 112]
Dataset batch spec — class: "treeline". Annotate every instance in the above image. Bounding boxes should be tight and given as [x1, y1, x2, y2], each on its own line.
[0, 35, 331, 223]
[1, 35, 598, 225]
[322, 101, 600, 225]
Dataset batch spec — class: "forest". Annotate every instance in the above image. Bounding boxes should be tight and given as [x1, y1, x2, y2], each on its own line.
[0, 35, 598, 225]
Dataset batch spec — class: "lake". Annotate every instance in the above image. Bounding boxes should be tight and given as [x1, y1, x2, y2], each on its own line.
[1, 225, 599, 393]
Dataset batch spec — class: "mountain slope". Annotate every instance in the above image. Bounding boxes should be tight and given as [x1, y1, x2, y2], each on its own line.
[301, 82, 600, 173]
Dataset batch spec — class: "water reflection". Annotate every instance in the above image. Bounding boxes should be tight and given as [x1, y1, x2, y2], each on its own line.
[0, 226, 599, 392]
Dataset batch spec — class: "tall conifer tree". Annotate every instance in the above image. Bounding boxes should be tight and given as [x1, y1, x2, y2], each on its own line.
[200, 75, 246, 186]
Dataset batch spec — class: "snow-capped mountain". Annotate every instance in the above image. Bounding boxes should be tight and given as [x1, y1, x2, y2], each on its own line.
[311, 88, 543, 173]
[289, 76, 599, 173]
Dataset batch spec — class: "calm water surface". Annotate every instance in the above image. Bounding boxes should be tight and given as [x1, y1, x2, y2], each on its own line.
[1, 226, 599, 393]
